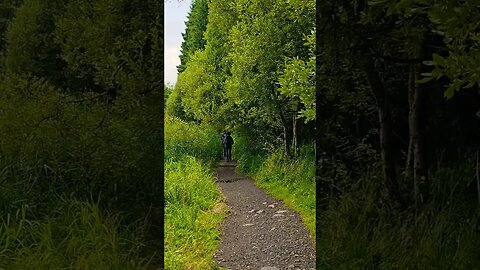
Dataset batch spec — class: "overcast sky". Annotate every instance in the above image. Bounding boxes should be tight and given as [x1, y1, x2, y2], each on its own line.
[165, 0, 192, 86]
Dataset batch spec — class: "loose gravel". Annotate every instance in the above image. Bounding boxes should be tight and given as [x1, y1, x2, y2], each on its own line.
[214, 160, 315, 270]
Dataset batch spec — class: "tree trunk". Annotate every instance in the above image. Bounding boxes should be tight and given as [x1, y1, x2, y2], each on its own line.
[292, 114, 299, 157]
[409, 62, 429, 210]
[279, 111, 291, 158]
[411, 64, 429, 206]
[406, 64, 414, 181]
[363, 58, 404, 207]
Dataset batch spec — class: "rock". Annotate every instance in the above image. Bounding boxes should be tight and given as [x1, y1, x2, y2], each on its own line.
[276, 210, 287, 214]
[243, 223, 254, 226]
[248, 209, 256, 213]
[261, 267, 279, 270]
[268, 204, 275, 208]
[273, 214, 285, 217]
[262, 202, 267, 205]
[256, 210, 264, 214]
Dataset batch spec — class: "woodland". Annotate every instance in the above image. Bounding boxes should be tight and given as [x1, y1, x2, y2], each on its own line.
[165, 0, 316, 269]
[317, 0, 480, 268]
[0, 0, 162, 268]
[1, 0, 479, 269]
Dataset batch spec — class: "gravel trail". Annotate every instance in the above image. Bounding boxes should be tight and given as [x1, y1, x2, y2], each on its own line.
[213, 160, 315, 270]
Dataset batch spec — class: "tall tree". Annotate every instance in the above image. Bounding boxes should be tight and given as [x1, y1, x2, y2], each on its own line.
[177, 0, 208, 74]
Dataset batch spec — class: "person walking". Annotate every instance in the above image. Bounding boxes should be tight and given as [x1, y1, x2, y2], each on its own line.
[221, 131, 228, 159]
[225, 132, 234, 162]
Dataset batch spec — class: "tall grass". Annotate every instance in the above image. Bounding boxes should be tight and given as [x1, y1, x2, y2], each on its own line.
[164, 117, 225, 270]
[164, 157, 226, 270]
[0, 200, 151, 270]
[0, 75, 162, 268]
[234, 138, 316, 240]
[317, 163, 480, 269]
[165, 116, 221, 164]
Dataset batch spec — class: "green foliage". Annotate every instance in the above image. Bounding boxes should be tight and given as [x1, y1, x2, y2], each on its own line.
[164, 117, 225, 269]
[278, 29, 316, 123]
[0, 72, 162, 265]
[318, 165, 480, 269]
[173, 0, 316, 151]
[53, 0, 163, 96]
[4, 0, 64, 81]
[0, 201, 152, 270]
[165, 116, 221, 164]
[427, 0, 480, 99]
[177, 0, 209, 74]
[164, 157, 225, 270]
[317, 1, 480, 267]
[0, 0, 163, 267]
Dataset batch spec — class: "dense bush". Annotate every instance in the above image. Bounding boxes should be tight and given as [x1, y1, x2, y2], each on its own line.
[0, 74, 162, 267]
[165, 115, 221, 164]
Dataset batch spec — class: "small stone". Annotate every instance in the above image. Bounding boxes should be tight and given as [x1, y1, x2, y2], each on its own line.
[271, 227, 276, 231]
[276, 210, 287, 213]
[263, 202, 267, 205]
[248, 209, 256, 213]
[273, 214, 285, 217]
[243, 223, 254, 226]
[261, 267, 279, 270]
[257, 210, 264, 214]
[268, 204, 275, 208]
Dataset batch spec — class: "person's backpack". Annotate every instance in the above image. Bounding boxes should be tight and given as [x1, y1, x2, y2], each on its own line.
[221, 133, 227, 144]
[226, 135, 234, 146]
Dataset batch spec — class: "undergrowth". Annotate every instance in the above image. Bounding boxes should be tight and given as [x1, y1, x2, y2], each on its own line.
[0, 200, 151, 270]
[0, 75, 162, 268]
[164, 116, 225, 270]
[317, 161, 480, 269]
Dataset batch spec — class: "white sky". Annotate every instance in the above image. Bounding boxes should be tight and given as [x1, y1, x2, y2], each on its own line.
[164, 0, 192, 86]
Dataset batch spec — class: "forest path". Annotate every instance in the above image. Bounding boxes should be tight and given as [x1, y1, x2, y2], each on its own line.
[213, 160, 315, 270]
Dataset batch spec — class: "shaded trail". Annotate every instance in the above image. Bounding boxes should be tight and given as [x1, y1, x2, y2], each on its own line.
[214, 160, 315, 270]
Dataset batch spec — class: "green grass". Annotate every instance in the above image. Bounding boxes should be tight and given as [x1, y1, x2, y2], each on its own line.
[235, 143, 316, 240]
[317, 165, 480, 269]
[164, 157, 226, 270]
[164, 117, 226, 270]
[0, 75, 162, 268]
[0, 200, 153, 270]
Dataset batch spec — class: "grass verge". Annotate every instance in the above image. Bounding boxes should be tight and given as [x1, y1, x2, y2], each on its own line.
[236, 145, 316, 240]
[164, 156, 226, 270]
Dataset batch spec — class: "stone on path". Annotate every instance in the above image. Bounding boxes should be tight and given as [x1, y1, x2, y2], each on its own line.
[214, 161, 316, 269]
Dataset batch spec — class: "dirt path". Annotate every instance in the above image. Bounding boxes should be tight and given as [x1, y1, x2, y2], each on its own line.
[213, 160, 315, 270]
